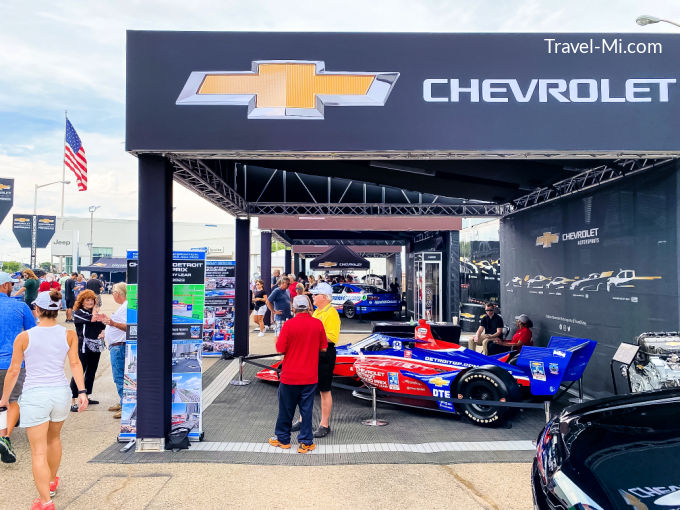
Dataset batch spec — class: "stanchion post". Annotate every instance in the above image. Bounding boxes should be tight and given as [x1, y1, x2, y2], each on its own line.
[568, 377, 584, 404]
[362, 387, 388, 426]
[230, 356, 251, 386]
[544, 400, 551, 423]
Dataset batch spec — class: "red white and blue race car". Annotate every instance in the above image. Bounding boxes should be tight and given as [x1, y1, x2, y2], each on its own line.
[256, 320, 596, 427]
[331, 283, 401, 319]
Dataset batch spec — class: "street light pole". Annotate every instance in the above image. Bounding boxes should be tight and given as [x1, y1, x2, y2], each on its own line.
[88, 205, 101, 264]
[31, 180, 70, 268]
[636, 15, 680, 28]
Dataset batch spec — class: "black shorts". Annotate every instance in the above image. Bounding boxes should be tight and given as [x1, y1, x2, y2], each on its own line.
[66, 298, 75, 309]
[317, 344, 336, 392]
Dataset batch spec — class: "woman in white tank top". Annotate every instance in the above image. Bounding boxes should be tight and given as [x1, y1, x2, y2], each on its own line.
[0, 290, 88, 510]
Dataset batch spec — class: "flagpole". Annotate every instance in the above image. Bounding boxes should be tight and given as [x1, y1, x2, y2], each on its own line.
[61, 110, 67, 218]
[60, 110, 67, 272]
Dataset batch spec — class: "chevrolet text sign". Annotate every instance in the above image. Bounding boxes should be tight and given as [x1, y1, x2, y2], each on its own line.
[127, 32, 680, 156]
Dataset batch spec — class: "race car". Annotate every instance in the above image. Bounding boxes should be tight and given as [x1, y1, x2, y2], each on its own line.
[256, 320, 596, 427]
[331, 283, 401, 319]
[256, 320, 462, 383]
[352, 329, 596, 427]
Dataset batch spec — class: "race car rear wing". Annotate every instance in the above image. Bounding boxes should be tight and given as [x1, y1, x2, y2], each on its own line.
[515, 336, 597, 396]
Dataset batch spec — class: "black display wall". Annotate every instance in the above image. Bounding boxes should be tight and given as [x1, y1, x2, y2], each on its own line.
[501, 162, 680, 398]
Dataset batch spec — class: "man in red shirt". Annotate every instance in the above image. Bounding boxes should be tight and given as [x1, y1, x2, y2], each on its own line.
[487, 314, 533, 355]
[269, 295, 328, 453]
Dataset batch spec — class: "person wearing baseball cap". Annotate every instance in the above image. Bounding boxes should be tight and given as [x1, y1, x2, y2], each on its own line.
[269, 294, 327, 454]
[309, 281, 340, 438]
[487, 313, 534, 356]
[0, 272, 36, 463]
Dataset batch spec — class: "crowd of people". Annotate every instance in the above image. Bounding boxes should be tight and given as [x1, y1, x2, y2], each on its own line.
[0, 270, 127, 510]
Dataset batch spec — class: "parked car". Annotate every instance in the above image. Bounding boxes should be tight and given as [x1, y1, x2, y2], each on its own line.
[330, 283, 401, 319]
[532, 388, 680, 509]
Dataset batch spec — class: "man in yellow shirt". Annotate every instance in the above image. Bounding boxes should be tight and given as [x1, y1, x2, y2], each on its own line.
[311, 282, 340, 437]
[291, 282, 340, 438]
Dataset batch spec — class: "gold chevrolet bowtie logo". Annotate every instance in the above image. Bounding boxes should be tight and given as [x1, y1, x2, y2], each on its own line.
[430, 377, 448, 387]
[176, 60, 399, 119]
[536, 232, 559, 248]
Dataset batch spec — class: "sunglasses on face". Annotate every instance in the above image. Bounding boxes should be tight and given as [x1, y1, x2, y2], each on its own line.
[485, 309, 494, 312]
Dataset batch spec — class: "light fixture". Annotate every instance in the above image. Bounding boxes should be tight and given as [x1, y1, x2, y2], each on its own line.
[636, 14, 680, 28]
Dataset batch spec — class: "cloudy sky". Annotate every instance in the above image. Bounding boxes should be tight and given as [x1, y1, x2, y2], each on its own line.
[1, 0, 679, 262]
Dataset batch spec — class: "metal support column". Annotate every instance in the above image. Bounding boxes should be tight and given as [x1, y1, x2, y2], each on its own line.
[260, 230, 272, 292]
[443, 231, 461, 323]
[234, 217, 250, 357]
[284, 248, 292, 276]
[136, 154, 173, 451]
[293, 253, 300, 277]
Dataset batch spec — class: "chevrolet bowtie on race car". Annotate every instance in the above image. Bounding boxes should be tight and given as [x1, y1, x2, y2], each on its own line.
[256, 320, 596, 427]
[331, 283, 401, 319]
[532, 388, 680, 510]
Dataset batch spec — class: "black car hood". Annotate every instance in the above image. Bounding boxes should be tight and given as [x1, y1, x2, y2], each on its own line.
[559, 389, 680, 509]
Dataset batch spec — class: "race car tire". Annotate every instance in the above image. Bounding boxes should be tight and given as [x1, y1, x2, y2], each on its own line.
[455, 366, 520, 427]
[343, 302, 356, 319]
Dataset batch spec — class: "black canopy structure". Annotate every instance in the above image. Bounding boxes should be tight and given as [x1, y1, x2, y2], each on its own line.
[79, 257, 127, 273]
[309, 245, 370, 270]
[124, 30, 680, 448]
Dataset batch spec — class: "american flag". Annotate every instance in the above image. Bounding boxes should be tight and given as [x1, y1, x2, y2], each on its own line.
[64, 119, 87, 191]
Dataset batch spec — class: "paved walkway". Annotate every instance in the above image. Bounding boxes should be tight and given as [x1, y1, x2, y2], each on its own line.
[1, 295, 534, 509]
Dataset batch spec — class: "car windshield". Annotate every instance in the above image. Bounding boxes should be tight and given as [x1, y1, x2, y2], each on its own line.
[352, 284, 388, 294]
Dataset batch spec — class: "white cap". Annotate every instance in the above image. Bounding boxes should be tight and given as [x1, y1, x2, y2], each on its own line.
[292, 295, 310, 310]
[515, 314, 530, 323]
[311, 282, 333, 296]
[33, 291, 61, 310]
[0, 272, 18, 285]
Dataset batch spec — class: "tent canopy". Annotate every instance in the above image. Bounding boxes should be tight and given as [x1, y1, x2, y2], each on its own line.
[309, 245, 370, 270]
[79, 257, 127, 273]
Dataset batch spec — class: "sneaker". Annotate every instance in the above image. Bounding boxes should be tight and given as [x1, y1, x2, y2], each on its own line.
[113, 411, 122, 419]
[268, 437, 291, 449]
[31, 499, 55, 510]
[290, 421, 301, 432]
[108, 403, 121, 412]
[297, 443, 316, 454]
[70, 404, 79, 413]
[0, 436, 16, 463]
[257, 332, 264, 337]
[49, 477, 60, 497]
[313, 426, 330, 438]
[88, 398, 99, 405]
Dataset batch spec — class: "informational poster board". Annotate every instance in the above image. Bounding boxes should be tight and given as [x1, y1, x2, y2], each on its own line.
[202, 260, 236, 356]
[120, 250, 205, 441]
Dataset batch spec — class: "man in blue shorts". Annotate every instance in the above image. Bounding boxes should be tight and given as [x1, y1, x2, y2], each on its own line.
[0, 272, 36, 463]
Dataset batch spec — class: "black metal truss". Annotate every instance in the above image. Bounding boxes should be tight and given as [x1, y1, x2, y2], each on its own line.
[288, 239, 405, 246]
[248, 202, 507, 216]
[508, 158, 673, 213]
[170, 158, 248, 216]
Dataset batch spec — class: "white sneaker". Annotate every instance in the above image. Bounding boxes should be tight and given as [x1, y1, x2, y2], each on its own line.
[258, 332, 265, 337]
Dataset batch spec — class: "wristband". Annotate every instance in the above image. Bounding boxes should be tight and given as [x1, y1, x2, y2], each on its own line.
[78, 389, 87, 395]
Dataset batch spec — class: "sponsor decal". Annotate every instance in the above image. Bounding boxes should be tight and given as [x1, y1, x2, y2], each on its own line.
[392, 340, 402, 350]
[432, 388, 451, 399]
[388, 372, 400, 390]
[404, 349, 412, 358]
[530, 361, 546, 381]
[549, 363, 559, 375]
[177, 60, 399, 120]
[430, 376, 448, 387]
[0, 183, 9, 190]
[415, 327, 428, 339]
[553, 350, 566, 358]
[318, 261, 337, 267]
